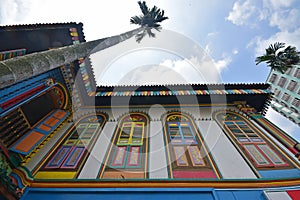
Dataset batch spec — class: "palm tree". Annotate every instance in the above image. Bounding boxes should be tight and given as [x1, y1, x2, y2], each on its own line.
[255, 42, 300, 73]
[0, 1, 168, 89]
[130, 1, 168, 43]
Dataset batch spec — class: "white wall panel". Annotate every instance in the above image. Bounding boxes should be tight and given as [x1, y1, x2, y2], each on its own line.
[78, 122, 117, 179]
[149, 121, 169, 179]
[264, 191, 292, 200]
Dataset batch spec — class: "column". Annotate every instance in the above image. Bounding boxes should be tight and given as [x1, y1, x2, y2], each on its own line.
[148, 121, 169, 179]
[78, 121, 116, 179]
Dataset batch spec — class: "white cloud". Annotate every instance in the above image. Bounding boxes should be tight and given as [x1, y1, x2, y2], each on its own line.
[0, 0, 17, 23]
[204, 44, 233, 73]
[214, 56, 232, 72]
[139, 41, 235, 84]
[263, 0, 295, 10]
[226, 0, 256, 26]
[113, 52, 230, 86]
[159, 56, 222, 83]
[102, 55, 219, 86]
[227, 0, 299, 32]
[260, 0, 299, 32]
[237, 0, 300, 59]
[266, 107, 300, 142]
[269, 8, 300, 32]
[117, 64, 187, 85]
[163, 53, 232, 83]
[0, 0, 31, 24]
[249, 28, 300, 56]
[232, 49, 239, 55]
[207, 31, 219, 37]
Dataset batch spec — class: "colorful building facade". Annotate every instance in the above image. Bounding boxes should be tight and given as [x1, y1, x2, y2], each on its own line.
[1, 23, 300, 200]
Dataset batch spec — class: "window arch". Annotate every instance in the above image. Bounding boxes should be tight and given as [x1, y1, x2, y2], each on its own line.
[100, 113, 149, 179]
[214, 111, 290, 169]
[163, 112, 219, 179]
[35, 113, 106, 179]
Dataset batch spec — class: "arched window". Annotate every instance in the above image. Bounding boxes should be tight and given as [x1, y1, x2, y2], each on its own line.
[163, 112, 219, 179]
[100, 113, 149, 179]
[215, 111, 290, 169]
[35, 114, 106, 179]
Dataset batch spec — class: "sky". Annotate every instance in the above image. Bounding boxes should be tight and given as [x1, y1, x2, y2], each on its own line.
[0, 0, 299, 140]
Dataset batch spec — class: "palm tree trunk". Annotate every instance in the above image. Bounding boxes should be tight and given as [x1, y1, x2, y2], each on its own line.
[0, 27, 143, 89]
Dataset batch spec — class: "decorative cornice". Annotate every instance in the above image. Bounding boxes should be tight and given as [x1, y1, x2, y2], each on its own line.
[95, 88, 271, 97]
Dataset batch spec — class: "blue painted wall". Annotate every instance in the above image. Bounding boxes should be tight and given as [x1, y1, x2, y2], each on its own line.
[259, 168, 300, 179]
[20, 188, 267, 200]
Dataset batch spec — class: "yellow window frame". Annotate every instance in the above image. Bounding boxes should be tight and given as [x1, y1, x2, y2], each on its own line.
[117, 122, 144, 146]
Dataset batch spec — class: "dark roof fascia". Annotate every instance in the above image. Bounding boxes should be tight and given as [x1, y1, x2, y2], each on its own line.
[0, 22, 84, 37]
[93, 83, 272, 114]
[96, 83, 270, 92]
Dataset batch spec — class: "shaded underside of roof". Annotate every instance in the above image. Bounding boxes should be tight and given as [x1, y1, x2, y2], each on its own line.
[93, 83, 272, 114]
[96, 83, 269, 92]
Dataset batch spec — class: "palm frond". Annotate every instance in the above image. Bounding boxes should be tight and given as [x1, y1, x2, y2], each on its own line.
[135, 30, 147, 43]
[156, 16, 169, 23]
[155, 9, 169, 22]
[152, 25, 162, 32]
[146, 28, 155, 37]
[130, 15, 143, 25]
[138, 1, 149, 15]
[255, 55, 272, 65]
[284, 45, 297, 53]
[282, 45, 300, 66]
[271, 42, 285, 52]
[131, 1, 168, 43]
[265, 42, 285, 55]
[256, 42, 300, 73]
